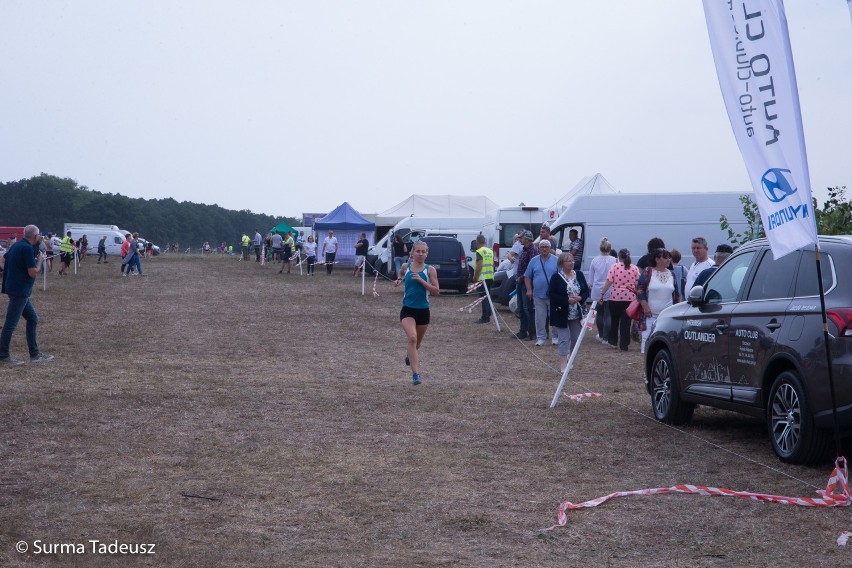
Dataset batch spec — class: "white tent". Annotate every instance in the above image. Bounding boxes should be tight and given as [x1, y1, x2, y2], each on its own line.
[375, 195, 500, 226]
[545, 173, 620, 223]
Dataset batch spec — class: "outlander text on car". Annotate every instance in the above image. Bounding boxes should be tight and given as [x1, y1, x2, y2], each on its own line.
[644, 236, 852, 465]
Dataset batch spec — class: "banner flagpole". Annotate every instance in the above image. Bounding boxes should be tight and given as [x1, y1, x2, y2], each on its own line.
[814, 244, 843, 456]
[704, 1, 841, 456]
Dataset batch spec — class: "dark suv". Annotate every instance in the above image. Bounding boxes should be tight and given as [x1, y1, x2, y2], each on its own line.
[418, 236, 469, 293]
[645, 236, 852, 464]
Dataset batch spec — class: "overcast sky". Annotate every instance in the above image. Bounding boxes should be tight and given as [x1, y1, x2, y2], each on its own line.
[1, 1, 849, 219]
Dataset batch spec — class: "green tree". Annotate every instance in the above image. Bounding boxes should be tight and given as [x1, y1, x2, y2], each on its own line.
[720, 194, 765, 246]
[0, 173, 302, 246]
[814, 186, 850, 236]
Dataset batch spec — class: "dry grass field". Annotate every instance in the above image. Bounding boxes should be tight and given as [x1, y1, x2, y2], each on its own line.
[1, 254, 850, 567]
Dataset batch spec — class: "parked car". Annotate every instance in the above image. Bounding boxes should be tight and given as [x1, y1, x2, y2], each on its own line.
[418, 236, 469, 293]
[644, 236, 852, 464]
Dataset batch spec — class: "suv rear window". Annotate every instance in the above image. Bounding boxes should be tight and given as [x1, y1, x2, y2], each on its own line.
[794, 251, 835, 297]
[423, 240, 460, 262]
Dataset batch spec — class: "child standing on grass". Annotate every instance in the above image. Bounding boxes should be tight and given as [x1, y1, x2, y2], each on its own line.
[394, 241, 439, 386]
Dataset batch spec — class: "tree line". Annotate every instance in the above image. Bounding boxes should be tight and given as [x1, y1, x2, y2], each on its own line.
[0, 173, 301, 248]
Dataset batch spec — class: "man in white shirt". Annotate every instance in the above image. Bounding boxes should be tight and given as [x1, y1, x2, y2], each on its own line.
[253, 229, 262, 262]
[684, 236, 714, 294]
[321, 230, 338, 275]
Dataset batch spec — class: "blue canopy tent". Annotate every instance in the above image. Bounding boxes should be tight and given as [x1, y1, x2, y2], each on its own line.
[314, 202, 375, 266]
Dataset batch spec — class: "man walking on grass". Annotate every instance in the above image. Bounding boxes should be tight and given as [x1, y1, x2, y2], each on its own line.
[0, 225, 54, 365]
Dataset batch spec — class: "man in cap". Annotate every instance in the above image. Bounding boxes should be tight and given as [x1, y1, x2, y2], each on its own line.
[693, 244, 734, 288]
[513, 230, 539, 340]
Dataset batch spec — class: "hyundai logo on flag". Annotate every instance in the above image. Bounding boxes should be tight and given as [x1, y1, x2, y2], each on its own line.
[761, 168, 798, 203]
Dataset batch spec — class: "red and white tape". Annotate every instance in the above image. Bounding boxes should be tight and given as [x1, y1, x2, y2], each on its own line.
[546, 457, 850, 544]
[567, 392, 602, 401]
[466, 281, 483, 293]
[838, 531, 851, 546]
[458, 295, 486, 313]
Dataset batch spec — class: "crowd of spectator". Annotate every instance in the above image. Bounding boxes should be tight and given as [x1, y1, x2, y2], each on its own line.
[497, 225, 733, 371]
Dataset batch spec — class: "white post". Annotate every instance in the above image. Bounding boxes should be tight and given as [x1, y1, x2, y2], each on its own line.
[481, 280, 500, 332]
[361, 261, 366, 295]
[73, 250, 78, 275]
[43, 258, 47, 291]
[550, 300, 598, 408]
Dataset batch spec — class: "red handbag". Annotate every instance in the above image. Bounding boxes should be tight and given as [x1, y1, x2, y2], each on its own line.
[626, 299, 642, 321]
[625, 283, 642, 321]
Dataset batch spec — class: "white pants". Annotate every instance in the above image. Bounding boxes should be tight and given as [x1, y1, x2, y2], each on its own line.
[640, 315, 657, 354]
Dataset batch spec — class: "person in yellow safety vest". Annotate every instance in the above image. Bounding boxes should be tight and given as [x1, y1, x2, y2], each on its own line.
[57, 231, 75, 276]
[473, 234, 494, 324]
[278, 232, 295, 274]
[240, 232, 250, 260]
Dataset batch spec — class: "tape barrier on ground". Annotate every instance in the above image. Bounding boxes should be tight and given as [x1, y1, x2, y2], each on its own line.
[546, 457, 851, 544]
[839, 531, 851, 546]
[458, 295, 486, 313]
[567, 392, 602, 402]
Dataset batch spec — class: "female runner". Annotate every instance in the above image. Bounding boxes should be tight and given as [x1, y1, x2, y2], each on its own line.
[394, 241, 439, 385]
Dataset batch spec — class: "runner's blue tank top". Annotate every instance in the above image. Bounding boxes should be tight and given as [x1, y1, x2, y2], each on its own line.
[403, 264, 430, 309]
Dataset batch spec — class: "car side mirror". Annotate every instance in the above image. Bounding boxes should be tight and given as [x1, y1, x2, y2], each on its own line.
[687, 285, 705, 307]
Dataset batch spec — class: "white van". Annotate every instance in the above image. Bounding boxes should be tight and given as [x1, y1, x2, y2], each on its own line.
[546, 192, 750, 270]
[481, 206, 548, 265]
[63, 224, 127, 257]
[365, 217, 485, 276]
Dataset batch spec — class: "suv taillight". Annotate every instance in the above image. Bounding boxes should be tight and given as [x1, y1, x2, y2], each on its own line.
[827, 309, 852, 338]
[492, 244, 500, 268]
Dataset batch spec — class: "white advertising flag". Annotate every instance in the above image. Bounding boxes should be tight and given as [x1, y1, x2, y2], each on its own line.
[703, 0, 817, 259]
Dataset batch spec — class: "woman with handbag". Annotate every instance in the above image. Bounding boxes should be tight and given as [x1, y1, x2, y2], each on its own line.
[598, 248, 640, 351]
[636, 248, 681, 354]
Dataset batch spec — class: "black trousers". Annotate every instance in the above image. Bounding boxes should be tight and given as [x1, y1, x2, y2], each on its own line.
[479, 280, 492, 321]
[608, 300, 632, 351]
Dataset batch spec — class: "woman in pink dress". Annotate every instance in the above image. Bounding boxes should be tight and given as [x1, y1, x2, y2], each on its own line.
[598, 248, 640, 351]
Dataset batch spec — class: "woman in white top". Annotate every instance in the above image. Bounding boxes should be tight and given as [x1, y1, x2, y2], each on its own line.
[587, 237, 617, 344]
[303, 235, 318, 275]
[636, 248, 681, 353]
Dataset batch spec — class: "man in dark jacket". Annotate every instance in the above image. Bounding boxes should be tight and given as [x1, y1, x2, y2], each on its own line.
[1, 225, 54, 365]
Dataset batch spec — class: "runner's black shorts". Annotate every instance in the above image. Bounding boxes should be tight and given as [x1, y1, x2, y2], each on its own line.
[282, 249, 292, 261]
[60, 252, 72, 264]
[400, 306, 430, 326]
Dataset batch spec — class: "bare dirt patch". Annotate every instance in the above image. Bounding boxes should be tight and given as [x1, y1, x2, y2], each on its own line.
[1, 256, 848, 566]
